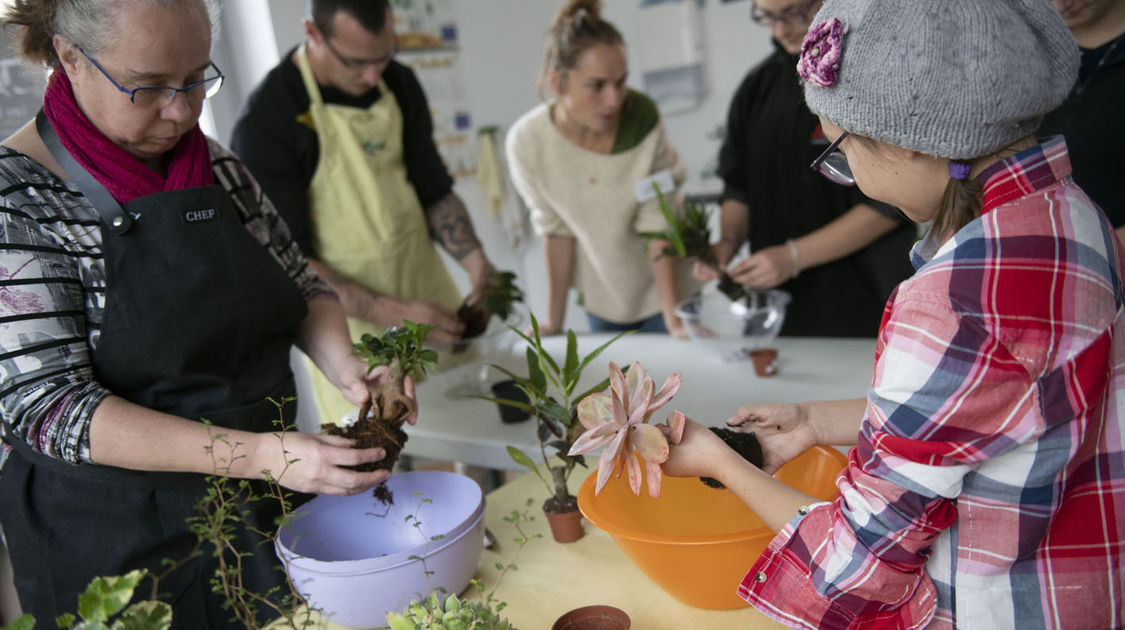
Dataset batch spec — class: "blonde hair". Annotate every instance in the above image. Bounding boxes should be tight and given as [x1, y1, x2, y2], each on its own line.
[2, 0, 220, 67]
[538, 0, 623, 99]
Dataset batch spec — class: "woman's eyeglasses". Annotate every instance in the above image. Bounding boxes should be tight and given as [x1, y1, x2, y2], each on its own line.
[809, 131, 855, 186]
[79, 48, 224, 108]
[751, 0, 819, 27]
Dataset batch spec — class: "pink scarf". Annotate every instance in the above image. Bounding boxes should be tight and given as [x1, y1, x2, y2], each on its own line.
[42, 68, 213, 204]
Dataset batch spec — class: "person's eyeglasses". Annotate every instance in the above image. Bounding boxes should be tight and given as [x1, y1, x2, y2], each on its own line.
[751, 0, 819, 27]
[810, 131, 855, 186]
[322, 37, 391, 70]
[78, 48, 224, 108]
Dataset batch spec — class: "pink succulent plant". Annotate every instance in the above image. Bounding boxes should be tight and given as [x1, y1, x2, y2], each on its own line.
[569, 361, 686, 497]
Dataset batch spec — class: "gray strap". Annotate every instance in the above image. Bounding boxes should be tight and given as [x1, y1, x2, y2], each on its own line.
[36, 110, 133, 234]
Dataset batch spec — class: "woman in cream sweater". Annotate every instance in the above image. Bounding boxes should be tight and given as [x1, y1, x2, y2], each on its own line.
[506, 0, 694, 337]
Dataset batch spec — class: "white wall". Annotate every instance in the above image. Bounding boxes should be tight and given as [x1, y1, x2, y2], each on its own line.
[213, 0, 775, 333]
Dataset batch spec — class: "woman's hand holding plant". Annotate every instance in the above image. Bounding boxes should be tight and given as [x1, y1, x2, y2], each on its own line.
[657, 415, 735, 481]
[244, 430, 390, 496]
[335, 360, 419, 426]
[727, 243, 797, 288]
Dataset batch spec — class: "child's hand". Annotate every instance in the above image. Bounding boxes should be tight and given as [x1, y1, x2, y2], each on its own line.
[660, 416, 735, 480]
[726, 402, 817, 474]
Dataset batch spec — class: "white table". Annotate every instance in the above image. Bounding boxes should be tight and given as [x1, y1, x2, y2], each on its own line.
[404, 333, 876, 470]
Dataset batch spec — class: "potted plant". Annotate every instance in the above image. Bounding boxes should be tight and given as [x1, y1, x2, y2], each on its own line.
[458, 269, 526, 340]
[479, 315, 632, 542]
[639, 186, 748, 302]
[323, 320, 438, 504]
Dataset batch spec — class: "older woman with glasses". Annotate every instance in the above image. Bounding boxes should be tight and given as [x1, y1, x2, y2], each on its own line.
[0, 0, 410, 626]
[700, 0, 916, 337]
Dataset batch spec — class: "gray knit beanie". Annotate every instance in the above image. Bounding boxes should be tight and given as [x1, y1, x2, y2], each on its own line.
[799, 0, 1079, 160]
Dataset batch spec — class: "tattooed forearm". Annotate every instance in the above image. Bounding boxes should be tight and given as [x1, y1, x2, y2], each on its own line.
[425, 193, 483, 261]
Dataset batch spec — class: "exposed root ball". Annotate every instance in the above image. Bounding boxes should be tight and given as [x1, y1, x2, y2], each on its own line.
[700, 427, 763, 489]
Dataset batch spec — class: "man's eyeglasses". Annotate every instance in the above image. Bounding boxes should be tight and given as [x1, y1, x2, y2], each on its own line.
[751, 0, 819, 27]
[322, 37, 391, 70]
[79, 48, 223, 108]
[810, 131, 855, 186]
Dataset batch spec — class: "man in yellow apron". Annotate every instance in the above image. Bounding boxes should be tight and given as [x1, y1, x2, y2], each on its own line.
[231, 0, 495, 425]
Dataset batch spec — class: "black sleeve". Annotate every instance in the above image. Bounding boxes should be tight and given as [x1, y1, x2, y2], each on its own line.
[717, 71, 755, 206]
[229, 62, 319, 255]
[384, 61, 455, 210]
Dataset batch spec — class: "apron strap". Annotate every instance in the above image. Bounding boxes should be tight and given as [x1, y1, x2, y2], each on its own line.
[36, 109, 133, 235]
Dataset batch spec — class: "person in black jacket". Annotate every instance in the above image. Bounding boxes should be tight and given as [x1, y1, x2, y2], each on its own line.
[699, 0, 915, 337]
[1039, 0, 1125, 240]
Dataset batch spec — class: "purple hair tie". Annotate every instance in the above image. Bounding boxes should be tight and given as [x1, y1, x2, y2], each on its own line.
[949, 161, 972, 180]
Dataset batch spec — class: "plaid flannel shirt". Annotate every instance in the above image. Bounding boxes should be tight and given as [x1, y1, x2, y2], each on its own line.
[739, 137, 1125, 629]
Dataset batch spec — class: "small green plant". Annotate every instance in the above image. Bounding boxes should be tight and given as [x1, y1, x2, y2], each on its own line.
[478, 314, 632, 514]
[330, 320, 437, 503]
[459, 270, 526, 339]
[640, 185, 747, 301]
[353, 319, 438, 422]
[385, 498, 540, 630]
[0, 569, 172, 630]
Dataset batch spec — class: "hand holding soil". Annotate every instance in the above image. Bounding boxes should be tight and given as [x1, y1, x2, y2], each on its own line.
[660, 416, 761, 484]
[726, 402, 818, 474]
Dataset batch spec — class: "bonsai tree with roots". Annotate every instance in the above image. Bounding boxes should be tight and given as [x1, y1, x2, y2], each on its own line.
[323, 320, 437, 504]
[457, 269, 526, 340]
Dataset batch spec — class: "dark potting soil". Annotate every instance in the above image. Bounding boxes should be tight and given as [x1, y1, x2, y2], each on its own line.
[457, 300, 491, 340]
[321, 412, 408, 505]
[700, 427, 763, 489]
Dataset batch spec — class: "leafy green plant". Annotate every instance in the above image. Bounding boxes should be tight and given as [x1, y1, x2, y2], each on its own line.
[353, 319, 438, 422]
[640, 185, 747, 301]
[329, 320, 437, 503]
[0, 569, 171, 630]
[477, 315, 632, 514]
[459, 270, 526, 340]
[385, 498, 539, 630]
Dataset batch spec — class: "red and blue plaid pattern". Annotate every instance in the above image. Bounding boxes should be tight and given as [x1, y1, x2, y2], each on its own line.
[739, 138, 1125, 629]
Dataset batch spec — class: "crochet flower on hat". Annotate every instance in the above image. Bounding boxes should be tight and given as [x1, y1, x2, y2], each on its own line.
[798, 18, 848, 88]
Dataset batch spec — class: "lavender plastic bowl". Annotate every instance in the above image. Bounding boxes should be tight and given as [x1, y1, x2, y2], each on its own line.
[275, 471, 486, 625]
[280, 510, 486, 628]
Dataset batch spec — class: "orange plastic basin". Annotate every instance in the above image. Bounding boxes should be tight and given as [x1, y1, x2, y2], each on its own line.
[577, 446, 847, 610]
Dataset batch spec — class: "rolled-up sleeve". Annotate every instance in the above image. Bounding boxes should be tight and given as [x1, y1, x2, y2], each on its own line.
[740, 289, 1040, 628]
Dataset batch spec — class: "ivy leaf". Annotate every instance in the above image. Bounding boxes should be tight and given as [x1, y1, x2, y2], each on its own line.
[76, 570, 147, 623]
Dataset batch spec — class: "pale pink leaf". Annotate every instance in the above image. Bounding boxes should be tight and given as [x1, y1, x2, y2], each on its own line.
[576, 392, 614, 430]
[595, 427, 629, 494]
[627, 378, 654, 426]
[609, 361, 628, 403]
[666, 410, 686, 445]
[624, 361, 646, 398]
[568, 422, 618, 455]
[626, 450, 643, 496]
[649, 373, 683, 414]
[645, 460, 664, 498]
[631, 423, 670, 463]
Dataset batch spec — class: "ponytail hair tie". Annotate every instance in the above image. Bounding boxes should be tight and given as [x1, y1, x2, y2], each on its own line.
[949, 161, 972, 180]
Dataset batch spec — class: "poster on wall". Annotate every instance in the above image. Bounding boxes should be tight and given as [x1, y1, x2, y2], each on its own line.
[392, 0, 476, 177]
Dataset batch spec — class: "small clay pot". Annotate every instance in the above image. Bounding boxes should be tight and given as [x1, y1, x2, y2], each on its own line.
[490, 379, 531, 423]
[552, 605, 631, 630]
[750, 347, 778, 377]
[544, 508, 585, 543]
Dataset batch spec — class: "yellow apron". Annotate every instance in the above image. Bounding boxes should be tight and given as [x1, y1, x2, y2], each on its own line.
[295, 45, 462, 425]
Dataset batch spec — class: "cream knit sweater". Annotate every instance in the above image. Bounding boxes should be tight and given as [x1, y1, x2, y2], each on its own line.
[505, 102, 693, 323]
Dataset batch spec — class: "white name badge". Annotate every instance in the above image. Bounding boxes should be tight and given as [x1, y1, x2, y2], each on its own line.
[634, 169, 675, 203]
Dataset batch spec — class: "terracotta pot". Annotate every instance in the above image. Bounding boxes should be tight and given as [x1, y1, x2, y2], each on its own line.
[552, 605, 631, 630]
[749, 347, 778, 377]
[544, 508, 585, 543]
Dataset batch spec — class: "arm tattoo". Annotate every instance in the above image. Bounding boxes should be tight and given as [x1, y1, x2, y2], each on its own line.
[425, 194, 483, 261]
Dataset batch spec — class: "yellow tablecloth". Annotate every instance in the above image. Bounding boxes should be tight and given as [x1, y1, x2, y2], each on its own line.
[275, 467, 787, 629]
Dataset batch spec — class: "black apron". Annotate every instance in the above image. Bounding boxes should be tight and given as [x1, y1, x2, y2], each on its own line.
[0, 113, 308, 628]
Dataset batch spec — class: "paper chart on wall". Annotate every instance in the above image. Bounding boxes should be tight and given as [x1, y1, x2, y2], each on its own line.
[392, 0, 476, 178]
